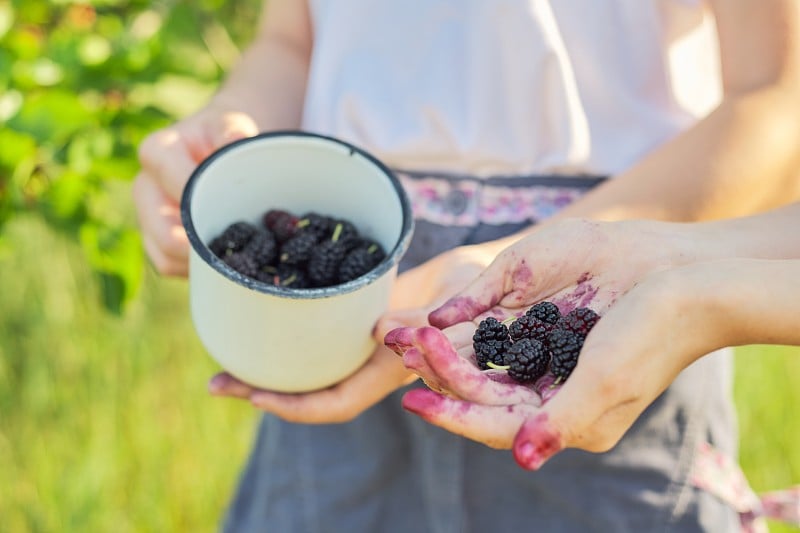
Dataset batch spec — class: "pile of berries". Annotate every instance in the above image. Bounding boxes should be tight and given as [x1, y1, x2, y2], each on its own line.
[208, 209, 387, 289]
[472, 301, 600, 384]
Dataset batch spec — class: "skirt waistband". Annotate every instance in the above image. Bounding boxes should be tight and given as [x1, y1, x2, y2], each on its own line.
[393, 169, 607, 227]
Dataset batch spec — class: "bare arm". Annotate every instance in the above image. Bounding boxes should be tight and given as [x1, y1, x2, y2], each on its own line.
[133, 0, 313, 275]
[210, 0, 312, 130]
[555, 0, 800, 223]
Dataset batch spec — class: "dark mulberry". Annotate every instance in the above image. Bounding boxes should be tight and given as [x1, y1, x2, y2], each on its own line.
[472, 317, 512, 370]
[508, 314, 554, 344]
[297, 212, 335, 240]
[503, 338, 550, 383]
[557, 307, 600, 337]
[279, 231, 319, 265]
[263, 209, 299, 243]
[209, 221, 257, 256]
[242, 230, 278, 267]
[548, 328, 584, 382]
[224, 251, 259, 278]
[337, 240, 386, 283]
[308, 240, 351, 287]
[526, 301, 561, 325]
[307, 223, 357, 286]
[275, 264, 310, 288]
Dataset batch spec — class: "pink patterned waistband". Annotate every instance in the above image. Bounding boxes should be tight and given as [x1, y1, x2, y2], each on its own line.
[394, 170, 604, 226]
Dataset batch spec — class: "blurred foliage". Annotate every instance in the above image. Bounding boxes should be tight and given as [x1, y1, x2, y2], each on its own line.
[0, 0, 262, 312]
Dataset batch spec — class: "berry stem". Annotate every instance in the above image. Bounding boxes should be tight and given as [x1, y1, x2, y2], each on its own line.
[332, 223, 343, 242]
[486, 361, 511, 370]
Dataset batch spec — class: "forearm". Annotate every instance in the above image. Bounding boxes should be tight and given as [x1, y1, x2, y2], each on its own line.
[209, 0, 312, 130]
[555, 88, 800, 224]
[672, 259, 800, 349]
[554, 0, 800, 224]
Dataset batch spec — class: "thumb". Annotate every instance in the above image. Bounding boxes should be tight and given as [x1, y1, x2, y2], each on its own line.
[511, 356, 619, 470]
[427, 259, 511, 329]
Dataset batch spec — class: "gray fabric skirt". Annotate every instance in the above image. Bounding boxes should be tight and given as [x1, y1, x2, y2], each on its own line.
[221, 170, 738, 533]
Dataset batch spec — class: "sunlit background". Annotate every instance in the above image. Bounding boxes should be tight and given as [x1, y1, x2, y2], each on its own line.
[0, 2, 798, 532]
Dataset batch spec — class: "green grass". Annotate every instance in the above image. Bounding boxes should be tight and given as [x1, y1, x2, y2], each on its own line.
[0, 215, 257, 532]
[0, 216, 798, 532]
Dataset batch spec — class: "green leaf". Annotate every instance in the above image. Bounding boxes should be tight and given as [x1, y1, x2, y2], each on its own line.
[9, 89, 94, 144]
[0, 128, 36, 170]
[41, 169, 91, 228]
[79, 221, 144, 313]
[0, 1, 14, 41]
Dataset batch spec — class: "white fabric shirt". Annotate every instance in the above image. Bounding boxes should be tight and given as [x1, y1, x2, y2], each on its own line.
[302, 0, 721, 177]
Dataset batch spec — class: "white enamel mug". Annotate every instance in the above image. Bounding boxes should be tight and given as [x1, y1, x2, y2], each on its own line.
[180, 131, 414, 392]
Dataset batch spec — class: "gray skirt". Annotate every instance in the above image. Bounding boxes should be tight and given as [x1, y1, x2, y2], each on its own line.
[221, 170, 738, 533]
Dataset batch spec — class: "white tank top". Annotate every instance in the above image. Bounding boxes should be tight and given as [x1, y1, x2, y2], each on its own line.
[302, 0, 721, 177]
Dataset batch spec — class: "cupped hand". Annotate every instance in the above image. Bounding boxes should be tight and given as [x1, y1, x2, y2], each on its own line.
[132, 106, 259, 276]
[208, 241, 502, 423]
[385, 218, 705, 464]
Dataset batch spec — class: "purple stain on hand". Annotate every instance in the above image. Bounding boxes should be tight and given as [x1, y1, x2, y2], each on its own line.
[513, 413, 563, 470]
[402, 388, 448, 419]
[552, 272, 598, 312]
[384, 327, 416, 355]
[533, 374, 562, 403]
[428, 296, 487, 328]
[402, 388, 474, 423]
[511, 260, 533, 287]
[415, 326, 541, 406]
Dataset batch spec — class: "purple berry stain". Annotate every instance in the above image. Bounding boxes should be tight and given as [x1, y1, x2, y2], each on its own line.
[551, 271, 598, 312]
[429, 296, 488, 329]
[513, 412, 563, 470]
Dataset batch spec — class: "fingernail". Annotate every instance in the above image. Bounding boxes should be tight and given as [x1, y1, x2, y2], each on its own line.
[383, 327, 412, 354]
[514, 440, 549, 470]
[208, 374, 227, 395]
[513, 414, 562, 470]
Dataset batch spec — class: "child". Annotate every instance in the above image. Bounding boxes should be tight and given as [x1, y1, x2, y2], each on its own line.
[133, 0, 800, 530]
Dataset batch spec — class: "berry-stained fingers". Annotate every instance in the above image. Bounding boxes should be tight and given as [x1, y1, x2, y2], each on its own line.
[384, 327, 446, 392]
[512, 412, 565, 470]
[412, 326, 541, 406]
[402, 388, 538, 449]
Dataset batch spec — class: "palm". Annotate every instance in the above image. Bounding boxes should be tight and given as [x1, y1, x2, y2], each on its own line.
[385, 218, 686, 449]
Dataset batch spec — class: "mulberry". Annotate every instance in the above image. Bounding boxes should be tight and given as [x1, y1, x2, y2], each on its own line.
[279, 231, 319, 265]
[472, 317, 512, 370]
[308, 223, 356, 287]
[557, 307, 600, 337]
[526, 301, 561, 325]
[275, 264, 310, 288]
[503, 338, 550, 383]
[243, 230, 278, 267]
[508, 314, 554, 344]
[224, 251, 259, 279]
[548, 328, 584, 382]
[209, 221, 257, 257]
[297, 212, 335, 240]
[337, 240, 386, 283]
[263, 209, 299, 243]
